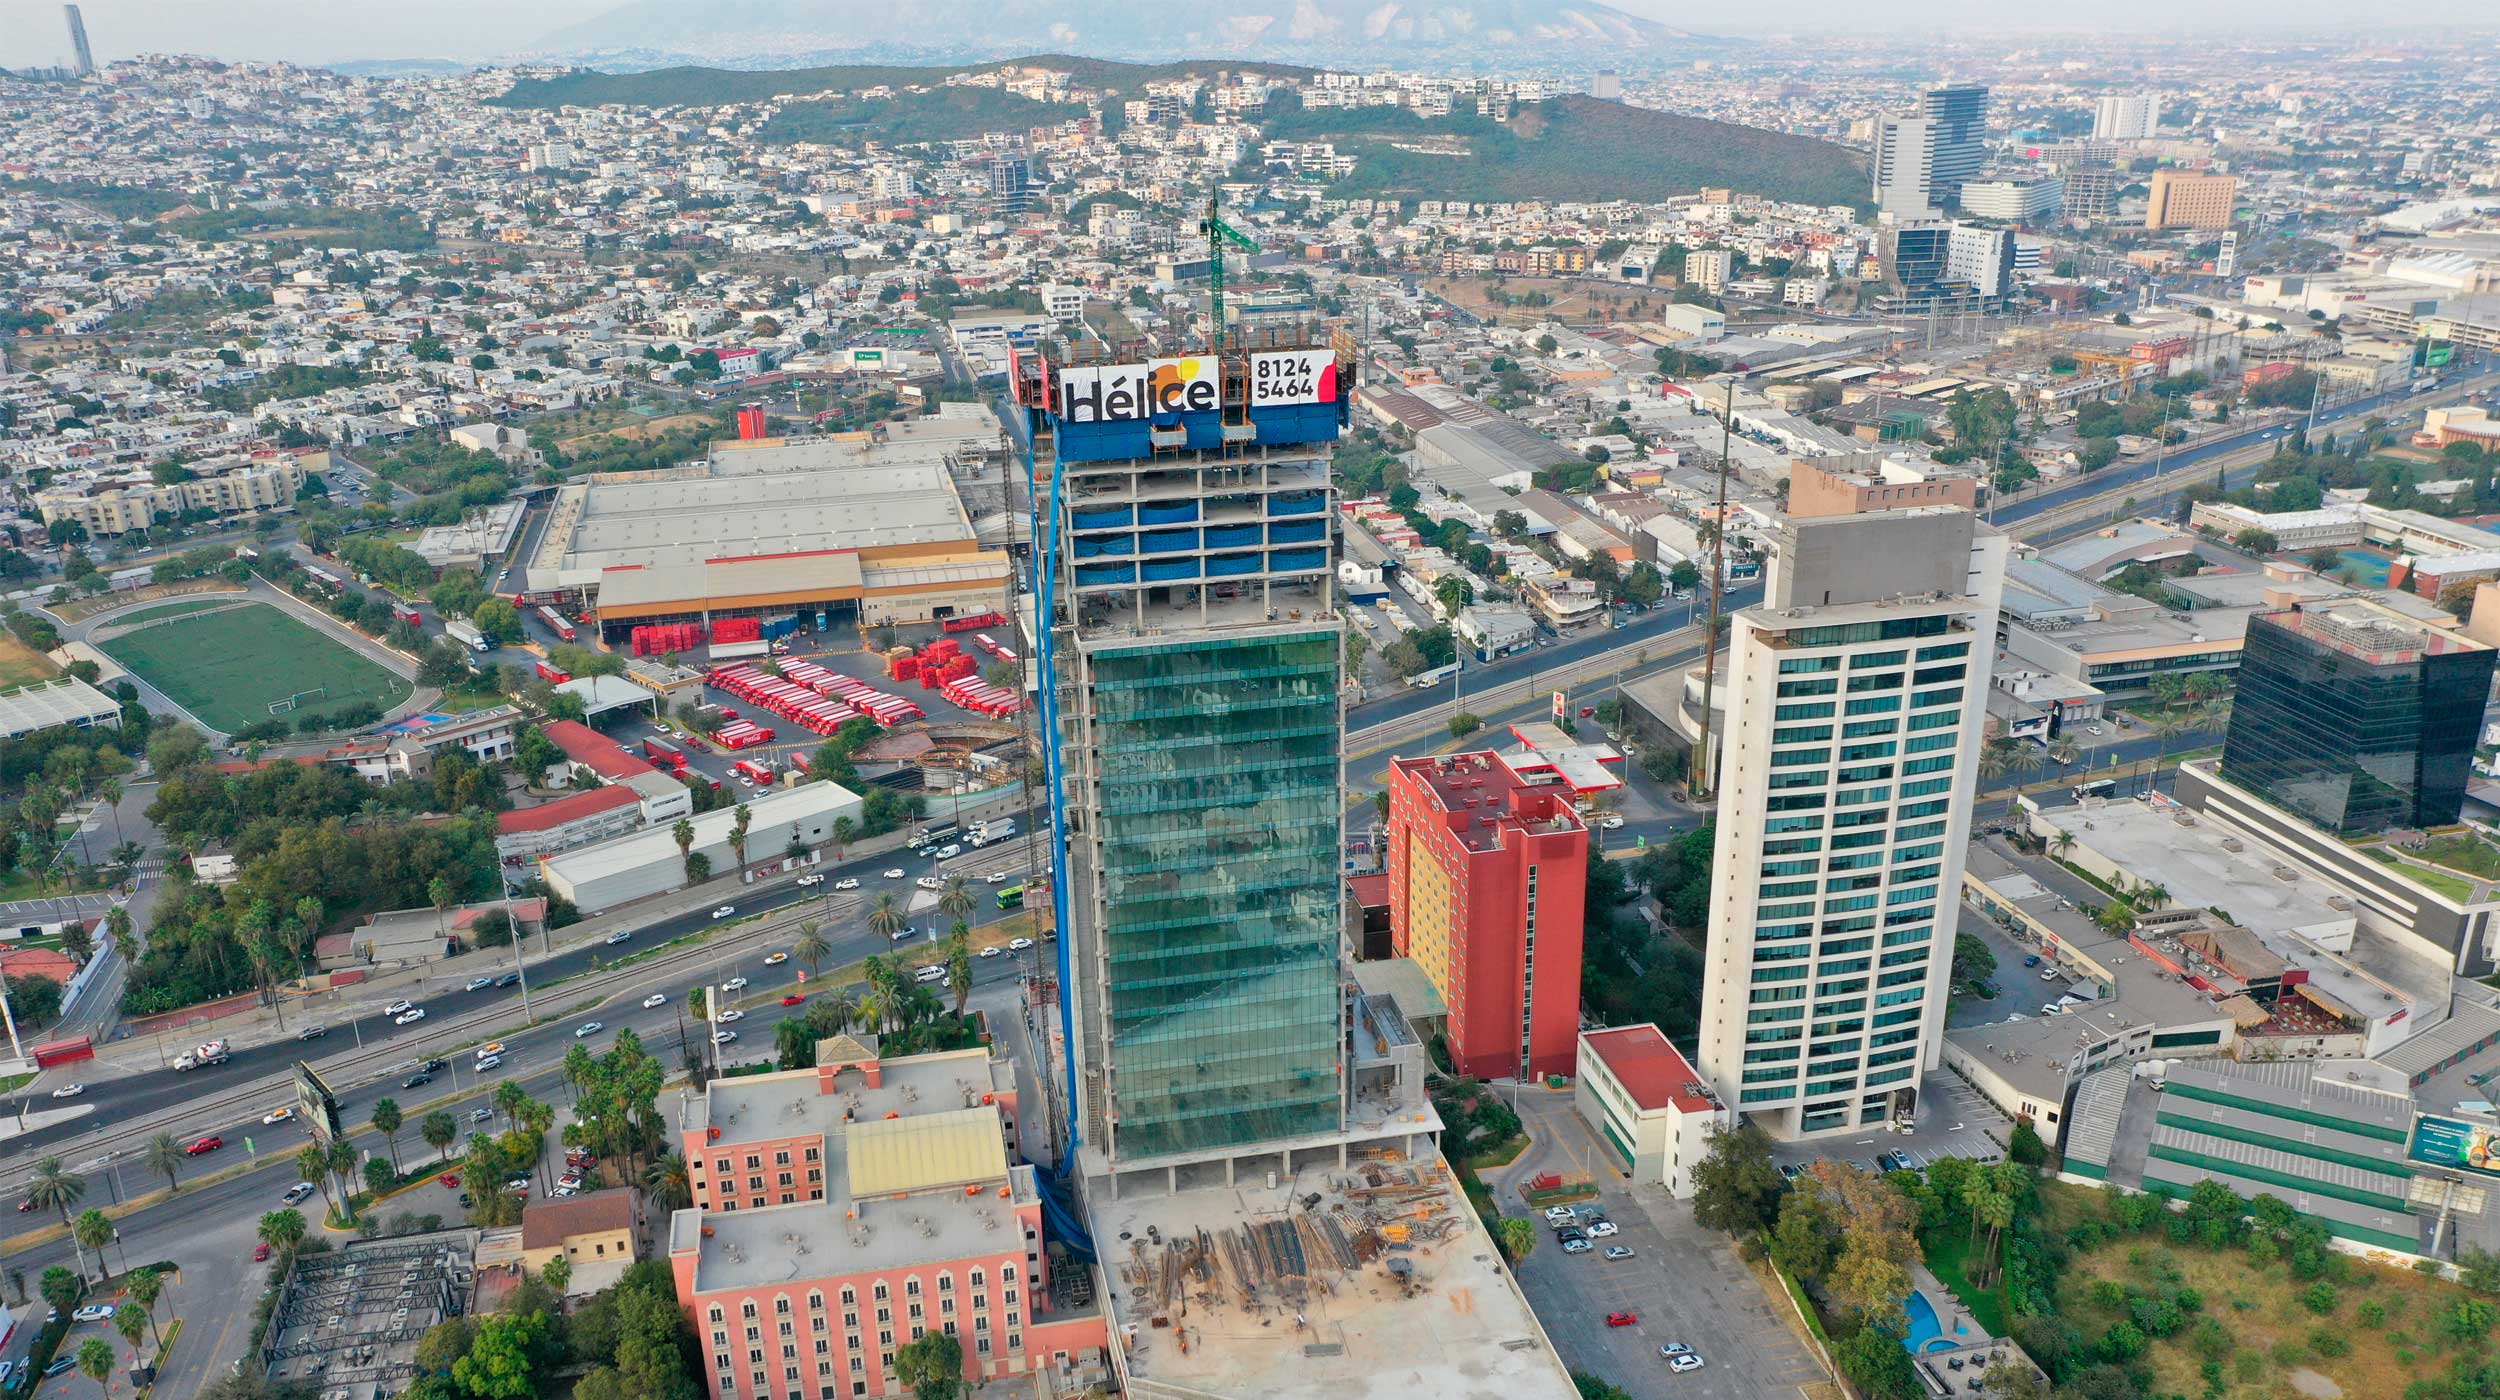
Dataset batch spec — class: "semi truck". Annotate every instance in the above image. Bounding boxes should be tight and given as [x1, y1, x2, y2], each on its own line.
[445, 619, 490, 653]
[173, 1039, 231, 1071]
[968, 818, 1017, 847]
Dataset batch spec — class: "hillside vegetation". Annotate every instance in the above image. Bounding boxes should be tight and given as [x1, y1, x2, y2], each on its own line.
[490, 54, 1315, 111]
[1278, 94, 1866, 208]
[758, 86, 1090, 147]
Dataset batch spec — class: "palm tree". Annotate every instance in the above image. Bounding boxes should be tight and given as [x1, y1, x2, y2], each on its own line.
[96, 777, 123, 848]
[672, 817, 696, 881]
[641, 1154, 692, 1212]
[27, 1157, 88, 1275]
[142, 1134, 184, 1195]
[793, 920, 830, 978]
[937, 877, 973, 925]
[521, 1100, 557, 1192]
[855, 981, 892, 1037]
[1977, 737, 2021, 827]
[2148, 711, 2190, 793]
[74, 1337, 111, 1396]
[296, 1145, 335, 1221]
[1494, 1215, 1537, 1263]
[822, 984, 859, 1035]
[325, 1139, 358, 1222]
[2051, 829, 2077, 862]
[945, 921, 973, 1018]
[122, 1266, 164, 1347]
[113, 1299, 147, 1357]
[372, 1098, 404, 1174]
[103, 905, 132, 956]
[2047, 739, 2081, 784]
[493, 1080, 530, 1132]
[258, 1208, 308, 1257]
[2134, 881, 2171, 912]
[421, 1111, 458, 1163]
[728, 803, 753, 872]
[830, 816, 855, 863]
[71, 1210, 113, 1282]
[427, 876, 455, 945]
[561, 1042, 596, 1101]
[865, 892, 905, 943]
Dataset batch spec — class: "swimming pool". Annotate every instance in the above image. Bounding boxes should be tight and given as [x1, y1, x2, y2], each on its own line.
[379, 711, 451, 735]
[1902, 1290, 1968, 1354]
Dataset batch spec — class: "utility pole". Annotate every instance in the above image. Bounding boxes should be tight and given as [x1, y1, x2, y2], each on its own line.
[1693, 378, 1734, 800]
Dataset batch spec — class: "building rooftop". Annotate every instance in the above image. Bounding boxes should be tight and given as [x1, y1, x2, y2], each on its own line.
[2260, 598, 2489, 664]
[1089, 1156, 1579, 1400]
[520, 1188, 636, 1250]
[541, 781, 860, 888]
[2028, 800, 2358, 948]
[497, 782, 641, 835]
[1582, 1023, 1716, 1113]
[0, 676, 120, 740]
[540, 718, 649, 782]
[1392, 750, 1584, 855]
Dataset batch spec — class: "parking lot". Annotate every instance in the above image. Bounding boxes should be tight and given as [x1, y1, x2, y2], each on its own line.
[1765, 1071, 2014, 1181]
[1500, 1091, 1830, 1400]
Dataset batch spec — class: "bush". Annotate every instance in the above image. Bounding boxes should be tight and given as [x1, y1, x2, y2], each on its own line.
[2303, 1281, 2339, 1315]
[2308, 1328, 2349, 1359]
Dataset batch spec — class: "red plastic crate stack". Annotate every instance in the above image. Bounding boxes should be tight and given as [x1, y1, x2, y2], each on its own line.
[892, 654, 921, 682]
[629, 622, 708, 657]
[940, 611, 1005, 633]
[713, 617, 763, 644]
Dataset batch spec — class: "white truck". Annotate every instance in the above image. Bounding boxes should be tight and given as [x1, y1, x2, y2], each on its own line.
[969, 818, 1016, 847]
[1407, 662, 1459, 689]
[173, 1039, 231, 1071]
[445, 619, 490, 653]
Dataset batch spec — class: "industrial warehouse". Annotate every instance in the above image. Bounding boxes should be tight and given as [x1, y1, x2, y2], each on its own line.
[518, 407, 1015, 642]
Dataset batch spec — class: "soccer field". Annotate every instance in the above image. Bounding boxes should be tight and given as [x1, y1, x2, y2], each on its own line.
[96, 601, 412, 733]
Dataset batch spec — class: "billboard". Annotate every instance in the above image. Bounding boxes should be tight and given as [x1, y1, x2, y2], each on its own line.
[294, 1060, 346, 1150]
[1250, 349, 1339, 407]
[2408, 1113, 2500, 1178]
[1054, 356, 1219, 422]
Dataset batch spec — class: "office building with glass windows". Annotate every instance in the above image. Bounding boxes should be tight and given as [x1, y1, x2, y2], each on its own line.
[2218, 600, 2495, 836]
[1695, 508, 2008, 1140]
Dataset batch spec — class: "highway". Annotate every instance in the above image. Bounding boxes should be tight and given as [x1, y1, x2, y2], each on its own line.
[0, 839, 1040, 1179]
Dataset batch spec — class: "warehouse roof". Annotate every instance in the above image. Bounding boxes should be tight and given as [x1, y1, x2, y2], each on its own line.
[497, 783, 641, 835]
[0, 676, 121, 740]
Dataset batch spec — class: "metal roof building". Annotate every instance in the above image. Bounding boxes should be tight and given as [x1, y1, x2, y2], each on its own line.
[0, 676, 122, 740]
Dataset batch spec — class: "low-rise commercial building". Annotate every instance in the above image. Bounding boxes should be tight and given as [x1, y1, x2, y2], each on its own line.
[540, 781, 861, 913]
[325, 707, 520, 784]
[0, 676, 121, 740]
[521, 1189, 642, 1296]
[1574, 1023, 1729, 1195]
[495, 783, 647, 867]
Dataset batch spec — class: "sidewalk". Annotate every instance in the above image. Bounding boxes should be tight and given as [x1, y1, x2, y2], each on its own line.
[82, 786, 1028, 1077]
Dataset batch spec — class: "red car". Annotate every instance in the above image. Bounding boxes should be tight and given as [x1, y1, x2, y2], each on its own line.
[185, 1135, 224, 1156]
[438, 1172, 460, 1188]
[253, 1243, 271, 1262]
[16, 1198, 36, 1214]
[1605, 1312, 1638, 1328]
[780, 994, 806, 1006]
[1579, 706, 1597, 719]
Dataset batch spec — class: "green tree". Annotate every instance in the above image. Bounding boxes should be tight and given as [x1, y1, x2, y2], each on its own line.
[422, 1110, 459, 1163]
[39, 1265, 82, 1317]
[123, 1265, 165, 1346]
[866, 892, 906, 942]
[372, 1097, 405, 1173]
[26, 1157, 89, 1275]
[72, 1209, 113, 1282]
[946, 921, 973, 1017]
[258, 1208, 308, 1255]
[1689, 1124, 1786, 1236]
[542, 1252, 572, 1295]
[75, 1337, 113, 1394]
[144, 1132, 186, 1194]
[728, 803, 753, 871]
[671, 818, 696, 881]
[894, 1330, 966, 1400]
[793, 920, 830, 978]
[296, 1144, 335, 1221]
[452, 1311, 551, 1399]
[1495, 1215, 1537, 1263]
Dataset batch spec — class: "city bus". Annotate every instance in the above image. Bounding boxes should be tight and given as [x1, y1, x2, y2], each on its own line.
[2073, 779, 2117, 802]
[996, 884, 1026, 911]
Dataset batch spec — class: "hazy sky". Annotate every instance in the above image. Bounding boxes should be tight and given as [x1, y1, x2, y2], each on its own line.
[1, 0, 2490, 69]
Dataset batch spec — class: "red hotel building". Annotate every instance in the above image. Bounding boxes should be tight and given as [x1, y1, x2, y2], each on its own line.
[1385, 751, 1590, 1080]
[670, 1038, 1107, 1400]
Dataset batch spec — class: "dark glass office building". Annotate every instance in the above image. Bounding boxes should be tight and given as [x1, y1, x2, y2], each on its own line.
[2219, 603, 2496, 835]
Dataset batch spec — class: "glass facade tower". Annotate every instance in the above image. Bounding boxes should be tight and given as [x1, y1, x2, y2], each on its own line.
[2220, 603, 2496, 835]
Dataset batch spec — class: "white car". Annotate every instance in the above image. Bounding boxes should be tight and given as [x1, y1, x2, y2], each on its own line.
[720, 976, 750, 992]
[605, 929, 632, 945]
[1007, 937, 1036, 952]
[795, 874, 824, 888]
[1586, 1220, 1619, 1238]
[393, 1008, 427, 1026]
[916, 876, 945, 891]
[641, 993, 667, 1009]
[261, 1106, 295, 1125]
[913, 965, 946, 983]
[716, 1009, 746, 1023]
[1560, 1238, 1593, 1254]
[978, 946, 1002, 959]
[284, 1182, 318, 1204]
[933, 844, 961, 860]
[71, 1304, 115, 1323]
[464, 976, 494, 991]
[48, 1084, 83, 1099]
[888, 927, 914, 942]
[1541, 1205, 1577, 1225]
[984, 871, 1009, 884]
[833, 878, 860, 891]
[1667, 1354, 1705, 1374]
[711, 1029, 739, 1045]
[475, 1054, 503, 1072]
[384, 999, 415, 1016]
[881, 869, 905, 880]
[763, 952, 788, 966]
[1599, 816, 1626, 830]
[711, 906, 736, 920]
[574, 1021, 604, 1038]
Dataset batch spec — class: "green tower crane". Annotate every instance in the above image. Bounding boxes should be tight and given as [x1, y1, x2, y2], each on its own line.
[1200, 189, 1262, 355]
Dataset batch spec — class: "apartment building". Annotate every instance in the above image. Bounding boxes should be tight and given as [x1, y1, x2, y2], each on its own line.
[35, 450, 323, 537]
[1696, 507, 2008, 1139]
[2145, 170, 2238, 231]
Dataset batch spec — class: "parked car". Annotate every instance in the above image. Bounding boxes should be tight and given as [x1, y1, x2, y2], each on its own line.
[72, 1304, 115, 1323]
[1667, 1354, 1705, 1374]
[1542, 1206, 1577, 1224]
[1603, 1246, 1635, 1261]
[1561, 1238, 1594, 1254]
[253, 1242, 271, 1262]
[2022, 954, 2041, 968]
[438, 1172, 461, 1188]
[1605, 1312, 1638, 1328]
[1586, 1221, 1618, 1238]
